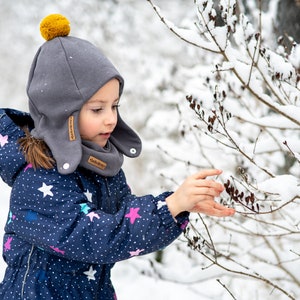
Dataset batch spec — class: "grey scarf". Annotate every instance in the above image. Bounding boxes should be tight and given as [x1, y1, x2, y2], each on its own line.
[80, 140, 124, 177]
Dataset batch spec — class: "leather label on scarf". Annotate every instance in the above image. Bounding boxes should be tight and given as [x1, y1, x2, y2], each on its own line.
[88, 156, 107, 170]
[68, 116, 76, 141]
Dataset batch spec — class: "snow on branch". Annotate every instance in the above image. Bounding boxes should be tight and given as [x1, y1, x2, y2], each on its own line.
[147, 0, 300, 299]
[148, 0, 300, 126]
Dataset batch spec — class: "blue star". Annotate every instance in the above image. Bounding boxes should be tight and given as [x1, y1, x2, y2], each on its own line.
[36, 270, 48, 282]
[7, 211, 16, 224]
[25, 210, 38, 222]
[80, 203, 91, 214]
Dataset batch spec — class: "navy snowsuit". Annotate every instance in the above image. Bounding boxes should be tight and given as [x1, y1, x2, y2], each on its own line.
[0, 109, 189, 299]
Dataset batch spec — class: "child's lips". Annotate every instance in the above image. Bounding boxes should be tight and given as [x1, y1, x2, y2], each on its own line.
[100, 132, 111, 139]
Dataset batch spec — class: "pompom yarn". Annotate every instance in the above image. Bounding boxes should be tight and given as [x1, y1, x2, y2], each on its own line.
[40, 14, 70, 41]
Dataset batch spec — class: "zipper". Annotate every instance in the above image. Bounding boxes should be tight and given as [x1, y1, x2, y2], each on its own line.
[21, 244, 35, 299]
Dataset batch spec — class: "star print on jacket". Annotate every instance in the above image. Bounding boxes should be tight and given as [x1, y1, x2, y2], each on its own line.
[36, 269, 48, 282]
[87, 211, 100, 221]
[84, 190, 93, 202]
[38, 182, 54, 198]
[125, 207, 141, 224]
[0, 134, 8, 147]
[129, 248, 144, 257]
[4, 237, 13, 251]
[80, 203, 91, 214]
[7, 211, 16, 224]
[157, 200, 167, 209]
[24, 163, 33, 172]
[25, 210, 38, 222]
[180, 220, 189, 230]
[50, 246, 65, 255]
[84, 266, 97, 281]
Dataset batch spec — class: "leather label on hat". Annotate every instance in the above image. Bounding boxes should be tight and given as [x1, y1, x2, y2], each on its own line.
[68, 116, 76, 141]
[88, 156, 107, 170]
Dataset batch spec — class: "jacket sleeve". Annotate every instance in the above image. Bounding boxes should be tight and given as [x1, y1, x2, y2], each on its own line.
[0, 109, 30, 186]
[7, 167, 189, 264]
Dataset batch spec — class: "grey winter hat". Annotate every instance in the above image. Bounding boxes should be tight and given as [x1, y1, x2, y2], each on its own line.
[27, 14, 141, 175]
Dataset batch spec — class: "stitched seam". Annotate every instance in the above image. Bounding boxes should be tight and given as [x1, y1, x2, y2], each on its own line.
[58, 37, 85, 102]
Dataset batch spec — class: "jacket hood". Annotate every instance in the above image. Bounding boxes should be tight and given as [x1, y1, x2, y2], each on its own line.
[0, 109, 32, 186]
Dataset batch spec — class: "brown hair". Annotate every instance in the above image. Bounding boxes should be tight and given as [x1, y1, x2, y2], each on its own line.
[18, 127, 55, 170]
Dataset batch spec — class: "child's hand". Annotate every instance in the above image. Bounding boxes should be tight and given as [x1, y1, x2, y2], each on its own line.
[191, 199, 235, 217]
[166, 169, 235, 217]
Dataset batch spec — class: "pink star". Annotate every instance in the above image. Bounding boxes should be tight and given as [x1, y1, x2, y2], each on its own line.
[4, 237, 13, 251]
[50, 246, 65, 255]
[24, 163, 33, 172]
[180, 220, 189, 230]
[0, 134, 8, 147]
[129, 248, 144, 257]
[125, 207, 141, 224]
[87, 211, 100, 221]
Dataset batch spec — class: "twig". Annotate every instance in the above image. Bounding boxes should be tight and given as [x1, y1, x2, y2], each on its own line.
[216, 278, 238, 300]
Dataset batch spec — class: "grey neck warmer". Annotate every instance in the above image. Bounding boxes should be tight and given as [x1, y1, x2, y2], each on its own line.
[80, 140, 124, 177]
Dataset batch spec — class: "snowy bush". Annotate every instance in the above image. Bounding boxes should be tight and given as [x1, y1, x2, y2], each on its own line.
[146, 0, 300, 299]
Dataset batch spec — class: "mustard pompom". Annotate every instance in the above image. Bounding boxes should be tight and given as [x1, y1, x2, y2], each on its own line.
[40, 14, 70, 41]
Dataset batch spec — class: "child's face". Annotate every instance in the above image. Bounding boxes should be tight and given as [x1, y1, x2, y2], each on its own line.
[79, 79, 120, 147]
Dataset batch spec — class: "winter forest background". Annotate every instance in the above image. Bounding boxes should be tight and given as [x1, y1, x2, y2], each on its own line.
[1, 0, 300, 299]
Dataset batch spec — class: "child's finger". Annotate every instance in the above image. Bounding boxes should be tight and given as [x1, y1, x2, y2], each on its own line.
[194, 180, 224, 192]
[192, 169, 222, 180]
[192, 200, 235, 216]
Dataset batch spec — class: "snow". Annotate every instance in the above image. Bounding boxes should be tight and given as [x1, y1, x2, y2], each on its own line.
[289, 44, 300, 69]
[1, 0, 300, 299]
[162, 21, 221, 52]
[257, 175, 300, 201]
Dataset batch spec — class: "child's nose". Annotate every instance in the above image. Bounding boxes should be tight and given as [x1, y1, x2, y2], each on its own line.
[104, 109, 117, 125]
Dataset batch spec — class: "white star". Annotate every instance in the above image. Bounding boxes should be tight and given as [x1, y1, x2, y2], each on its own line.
[129, 248, 145, 257]
[87, 212, 100, 221]
[84, 266, 97, 281]
[84, 190, 93, 202]
[38, 182, 54, 198]
[0, 134, 8, 147]
[157, 200, 167, 210]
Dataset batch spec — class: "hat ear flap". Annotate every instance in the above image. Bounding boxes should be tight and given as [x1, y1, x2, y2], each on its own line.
[110, 113, 142, 158]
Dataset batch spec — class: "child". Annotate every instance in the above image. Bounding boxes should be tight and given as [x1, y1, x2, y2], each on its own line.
[0, 14, 235, 300]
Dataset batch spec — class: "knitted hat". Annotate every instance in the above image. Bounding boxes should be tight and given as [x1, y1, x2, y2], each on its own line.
[27, 14, 141, 175]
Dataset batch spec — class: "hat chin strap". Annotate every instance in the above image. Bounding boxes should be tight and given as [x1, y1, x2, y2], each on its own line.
[79, 139, 124, 177]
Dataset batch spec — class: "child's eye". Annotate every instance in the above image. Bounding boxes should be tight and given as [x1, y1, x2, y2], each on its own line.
[112, 104, 120, 110]
[91, 108, 103, 113]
